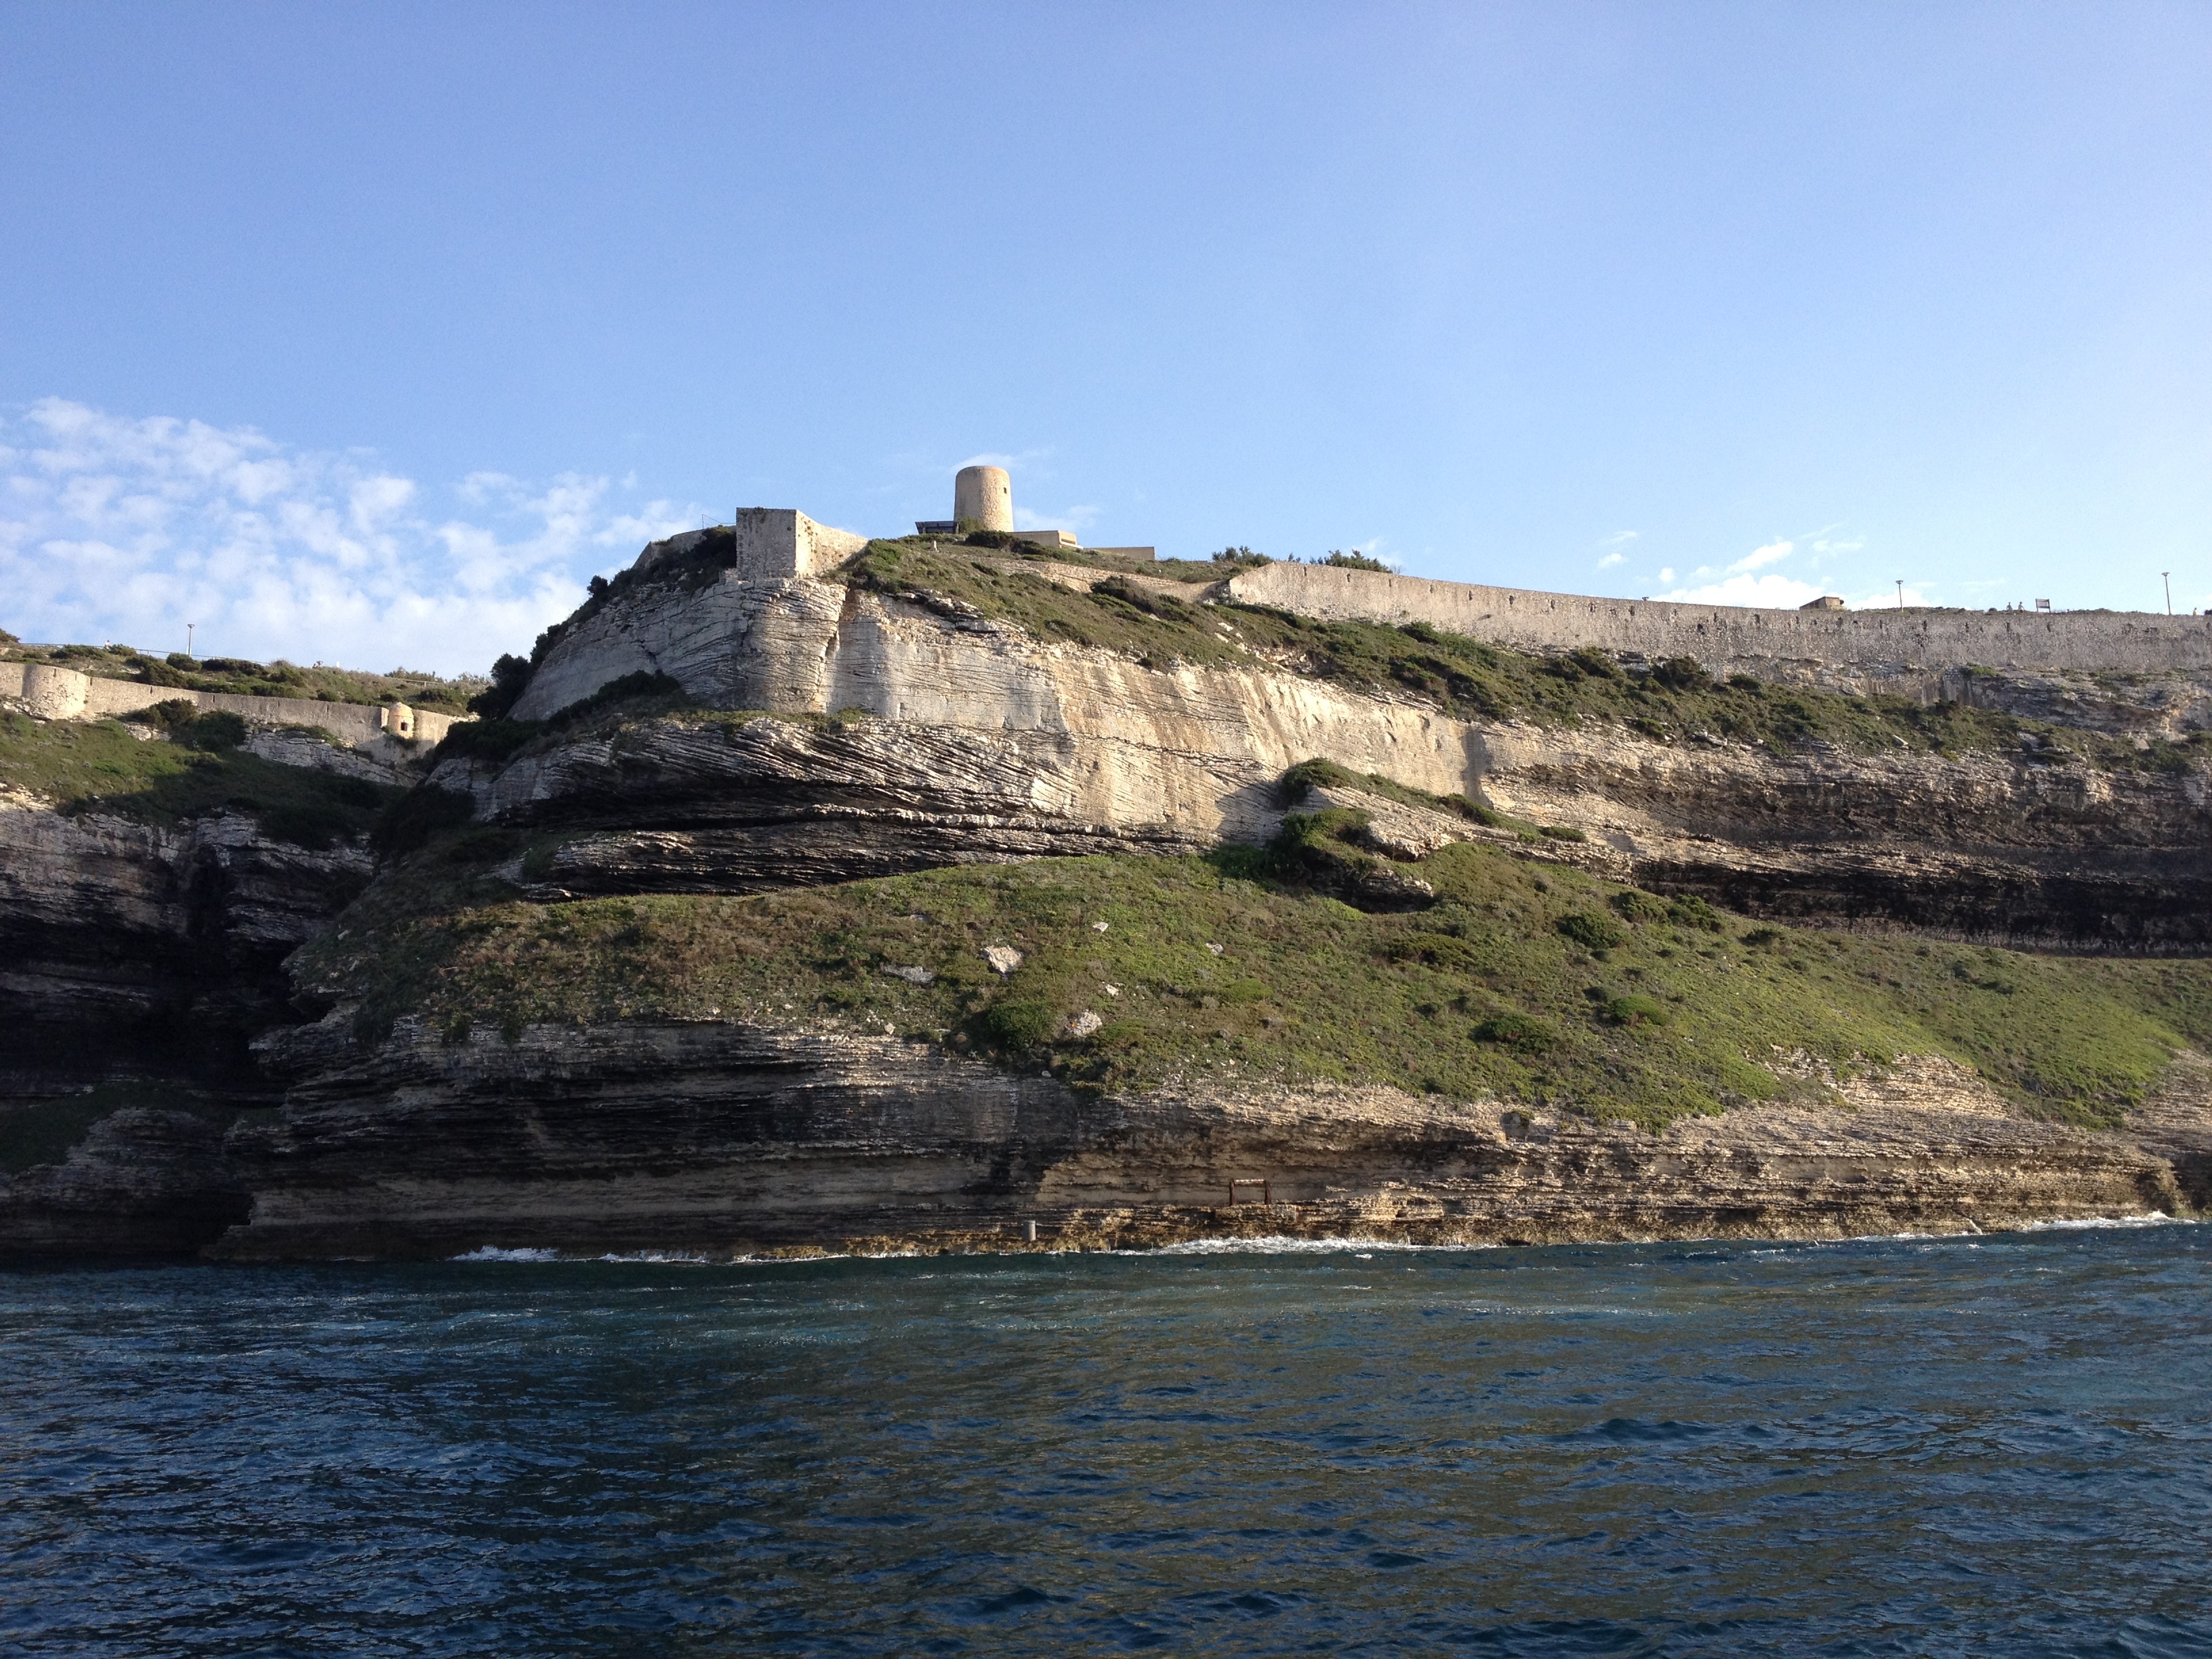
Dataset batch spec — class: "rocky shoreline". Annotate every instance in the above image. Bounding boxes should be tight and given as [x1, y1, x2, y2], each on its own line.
[5, 1017, 2198, 1263]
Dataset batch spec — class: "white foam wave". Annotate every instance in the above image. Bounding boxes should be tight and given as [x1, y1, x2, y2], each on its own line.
[1143, 1235, 1483, 1256]
[2024, 1213, 2185, 1231]
[450, 1246, 560, 1263]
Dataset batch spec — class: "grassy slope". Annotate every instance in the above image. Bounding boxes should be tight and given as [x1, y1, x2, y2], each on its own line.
[194, 540, 2212, 1134]
[0, 712, 401, 848]
[848, 540, 2212, 773]
[306, 823, 2212, 1132]
[5, 641, 482, 711]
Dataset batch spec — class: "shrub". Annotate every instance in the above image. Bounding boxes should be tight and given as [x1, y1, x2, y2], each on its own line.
[371, 785, 475, 855]
[1557, 911, 1626, 951]
[180, 710, 246, 752]
[1742, 926, 1783, 948]
[1320, 550, 1390, 572]
[1211, 547, 1270, 567]
[1603, 994, 1671, 1028]
[981, 998, 1059, 1050]
[1387, 933, 1488, 974]
[252, 773, 391, 848]
[1610, 890, 1671, 924]
[1472, 1012, 1557, 1054]
[436, 718, 546, 764]
[1668, 895, 1726, 932]
[469, 654, 534, 719]
[1272, 808, 1370, 865]
[1538, 824, 1587, 842]
[1093, 575, 1192, 620]
[125, 698, 201, 733]
[1651, 657, 1713, 693]
[1207, 843, 1278, 882]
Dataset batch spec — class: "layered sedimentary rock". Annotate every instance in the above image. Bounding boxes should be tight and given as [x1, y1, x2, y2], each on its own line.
[208, 1019, 2207, 1261]
[475, 564, 2212, 948]
[1471, 721, 2212, 952]
[0, 794, 375, 1092]
[13, 540, 2212, 1261]
[0, 1108, 250, 1258]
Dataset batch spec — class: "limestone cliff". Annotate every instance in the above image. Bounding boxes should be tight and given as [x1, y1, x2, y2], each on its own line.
[466, 549, 2212, 949]
[0, 794, 375, 1093]
[207, 1018, 2206, 1261]
[10, 535, 2212, 1261]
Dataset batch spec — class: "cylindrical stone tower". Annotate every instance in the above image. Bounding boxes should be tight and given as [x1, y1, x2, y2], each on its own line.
[953, 465, 1013, 532]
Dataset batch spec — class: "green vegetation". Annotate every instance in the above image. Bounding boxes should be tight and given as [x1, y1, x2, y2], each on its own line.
[303, 828, 2212, 1132]
[0, 711, 401, 847]
[4, 640, 481, 711]
[847, 540, 1255, 665]
[834, 541, 2208, 773]
[431, 670, 689, 764]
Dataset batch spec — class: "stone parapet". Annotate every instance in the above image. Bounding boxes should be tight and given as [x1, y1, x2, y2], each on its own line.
[2, 661, 462, 749]
[1227, 564, 2212, 681]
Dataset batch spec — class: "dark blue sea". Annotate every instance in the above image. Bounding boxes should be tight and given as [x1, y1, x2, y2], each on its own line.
[4, 1224, 2209, 1656]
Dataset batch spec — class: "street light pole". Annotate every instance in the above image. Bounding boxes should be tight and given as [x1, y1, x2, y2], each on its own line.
[186, 623, 195, 658]
[1896, 579, 1904, 610]
[2163, 572, 2173, 615]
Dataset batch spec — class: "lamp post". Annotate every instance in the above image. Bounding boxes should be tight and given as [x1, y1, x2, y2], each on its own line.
[2163, 572, 2173, 615]
[1896, 580, 1904, 610]
[186, 623, 195, 658]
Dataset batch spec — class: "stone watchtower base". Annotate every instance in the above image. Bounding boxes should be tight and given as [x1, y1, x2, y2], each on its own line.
[733, 510, 870, 580]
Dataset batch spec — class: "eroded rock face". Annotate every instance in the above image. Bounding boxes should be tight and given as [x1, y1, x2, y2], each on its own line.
[1471, 722, 2212, 951]
[0, 1109, 250, 1259]
[0, 799, 375, 1092]
[207, 1020, 2206, 1261]
[474, 574, 2212, 947]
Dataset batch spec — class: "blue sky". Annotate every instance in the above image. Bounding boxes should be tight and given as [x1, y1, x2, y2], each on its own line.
[3, 2, 2207, 672]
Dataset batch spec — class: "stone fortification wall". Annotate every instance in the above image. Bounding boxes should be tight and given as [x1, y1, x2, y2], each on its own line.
[732, 510, 868, 580]
[1227, 564, 2212, 687]
[0, 662, 463, 748]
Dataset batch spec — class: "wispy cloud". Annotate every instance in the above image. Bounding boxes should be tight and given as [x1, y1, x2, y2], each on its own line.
[1727, 539, 1793, 574]
[1662, 571, 1826, 607]
[1599, 530, 1638, 548]
[1016, 503, 1101, 534]
[1597, 552, 1625, 569]
[0, 399, 705, 674]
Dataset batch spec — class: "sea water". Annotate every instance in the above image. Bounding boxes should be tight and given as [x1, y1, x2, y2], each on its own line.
[4, 1224, 2209, 1656]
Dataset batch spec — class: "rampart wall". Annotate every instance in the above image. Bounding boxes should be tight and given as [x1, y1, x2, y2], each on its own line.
[0, 662, 464, 747]
[1227, 564, 2212, 684]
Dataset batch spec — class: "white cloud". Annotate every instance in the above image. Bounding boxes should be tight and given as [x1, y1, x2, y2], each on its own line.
[1015, 503, 1101, 534]
[1597, 552, 1624, 569]
[1857, 583, 1929, 608]
[0, 399, 705, 674]
[1599, 530, 1639, 548]
[1661, 572, 1829, 607]
[1658, 567, 1675, 583]
[1727, 539, 1793, 574]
